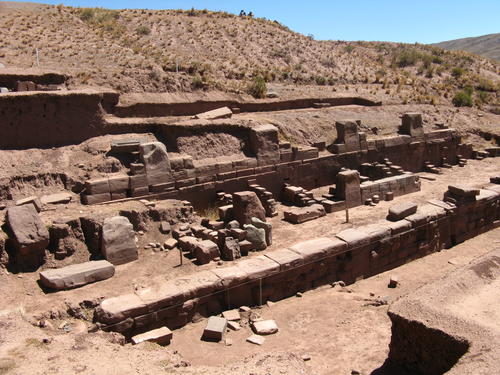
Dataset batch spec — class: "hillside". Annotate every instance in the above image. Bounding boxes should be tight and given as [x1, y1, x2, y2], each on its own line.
[434, 33, 500, 62]
[0, 2, 499, 109]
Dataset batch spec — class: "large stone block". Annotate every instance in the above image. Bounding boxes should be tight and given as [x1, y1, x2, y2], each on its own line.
[96, 293, 147, 324]
[243, 224, 267, 250]
[283, 204, 326, 224]
[39, 260, 115, 290]
[6, 204, 49, 270]
[387, 202, 418, 221]
[237, 255, 279, 281]
[265, 249, 303, 271]
[232, 191, 266, 225]
[101, 216, 138, 265]
[335, 120, 360, 151]
[132, 327, 173, 345]
[251, 217, 272, 246]
[249, 124, 280, 165]
[193, 106, 232, 120]
[336, 170, 361, 208]
[194, 240, 220, 264]
[289, 237, 346, 261]
[202, 316, 227, 341]
[400, 113, 424, 138]
[139, 142, 172, 182]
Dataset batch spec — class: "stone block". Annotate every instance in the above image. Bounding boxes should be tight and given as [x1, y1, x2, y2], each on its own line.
[448, 184, 480, 197]
[6, 204, 49, 270]
[243, 224, 267, 250]
[387, 202, 418, 221]
[335, 228, 371, 249]
[336, 170, 361, 208]
[101, 216, 138, 265]
[131, 327, 173, 345]
[335, 120, 360, 151]
[222, 237, 241, 261]
[283, 204, 326, 224]
[129, 174, 149, 189]
[16, 196, 42, 212]
[265, 248, 303, 271]
[40, 193, 72, 205]
[193, 106, 232, 120]
[249, 124, 280, 165]
[233, 191, 266, 225]
[237, 255, 279, 281]
[289, 237, 346, 261]
[250, 217, 272, 246]
[140, 142, 172, 181]
[85, 178, 110, 194]
[108, 175, 130, 193]
[211, 265, 249, 288]
[194, 240, 220, 264]
[202, 316, 227, 341]
[252, 319, 279, 335]
[96, 293, 147, 324]
[400, 113, 424, 138]
[238, 240, 254, 255]
[222, 309, 241, 321]
[178, 236, 199, 253]
[39, 260, 115, 290]
[82, 193, 111, 205]
[110, 139, 142, 153]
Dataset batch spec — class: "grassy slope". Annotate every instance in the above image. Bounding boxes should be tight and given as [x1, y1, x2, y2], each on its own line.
[0, 2, 498, 109]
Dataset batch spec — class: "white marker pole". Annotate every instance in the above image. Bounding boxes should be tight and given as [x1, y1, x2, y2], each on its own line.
[35, 48, 40, 67]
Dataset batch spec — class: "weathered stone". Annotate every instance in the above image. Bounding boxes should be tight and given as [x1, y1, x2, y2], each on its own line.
[16, 196, 42, 212]
[222, 237, 241, 261]
[40, 192, 72, 205]
[227, 321, 241, 331]
[139, 142, 172, 183]
[283, 204, 326, 224]
[251, 217, 272, 246]
[336, 170, 361, 208]
[101, 216, 138, 265]
[222, 309, 241, 321]
[387, 202, 418, 221]
[243, 224, 267, 250]
[193, 106, 232, 120]
[249, 124, 280, 165]
[163, 238, 178, 250]
[218, 205, 234, 221]
[6, 204, 49, 270]
[85, 178, 110, 195]
[178, 236, 199, 253]
[202, 316, 227, 341]
[239, 240, 253, 255]
[388, 275, 399, 288]
[247, 334, 265, 345]
[39, 260, 115, 290]
[232, 191, 266, 225]
[194, 240, 220, 265]
[96, 293, 147, 324]
[335, 120, 360, 151]
[289, 237, 347, 260]
[132, 327, 173, 345]
[448, 184, 480, 197]
[252, 319, 279, 335]
[159, 221, 171, 234]
[400, 113, 424, 138]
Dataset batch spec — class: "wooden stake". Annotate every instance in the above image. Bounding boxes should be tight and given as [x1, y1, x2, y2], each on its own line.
[345, 201, 349, 223]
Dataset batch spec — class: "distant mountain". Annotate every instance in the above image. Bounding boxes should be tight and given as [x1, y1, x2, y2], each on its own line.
[433, 33, 500, 61]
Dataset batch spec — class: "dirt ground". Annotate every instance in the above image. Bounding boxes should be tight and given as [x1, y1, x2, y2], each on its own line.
[0, 158, 498, 374]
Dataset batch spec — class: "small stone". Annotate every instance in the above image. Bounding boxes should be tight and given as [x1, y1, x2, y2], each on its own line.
[163, 238, 178, 250]
[227, 321, 241, 331]
[388, 275, 399, 288]
[239, 306, 251, 312]
[351, 370, 361, 375]
[302, 355, 311, 361]
[222, 309, 240, 321]
[296, 292, 303, 297]
[224, 338, 233, 346]
[246, 334, 265, 345]
[138, 231, 144, 235]
[252, 320, 279, 335]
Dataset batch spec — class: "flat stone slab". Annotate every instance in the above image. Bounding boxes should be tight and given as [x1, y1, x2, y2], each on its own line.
[202, 316, 227, 341]
[283, 204, 326, 224]
[193, 106, 232, 120]
[222, 309, 241, 321]
[335, 228, 371, 248]
[39, 260, 115, 290]
[252, 319, 279, 335]
[448, 184, 480, 197]
[265, 248, 303, 271]
[40, 192, 72, 205]
[288, 237, 347, 261]
[131, 327, 173, 345]
[387, 202, 418, 221]
[247, 334, 266, 345]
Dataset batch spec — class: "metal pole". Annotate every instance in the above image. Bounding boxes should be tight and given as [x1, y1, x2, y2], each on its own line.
[179, 247, 183, 266]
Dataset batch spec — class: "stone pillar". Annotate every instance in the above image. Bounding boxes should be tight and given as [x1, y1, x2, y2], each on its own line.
[400, 113, 424, 139]
[335, 120, 360, 152]
[139, 142, 172, 186]
[336, 170, 362, 208]
[249, 124, 280, 166]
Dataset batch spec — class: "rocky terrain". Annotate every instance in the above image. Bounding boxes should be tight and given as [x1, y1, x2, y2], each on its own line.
[434, 33, 500, 62]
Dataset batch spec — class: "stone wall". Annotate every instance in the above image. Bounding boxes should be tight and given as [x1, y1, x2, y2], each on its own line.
[0, 90, 118, 149]
[82, 128, 464, 208]
[95, 184, 500, 336]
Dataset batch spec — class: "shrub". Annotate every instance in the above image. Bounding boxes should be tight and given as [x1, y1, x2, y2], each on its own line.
[79, 8, 94, 21]
[315, 75, 327, 85]
[248, 75, 267, 98]
[136, 25, 151, 35]
[451, 67, 465, 78]
[191, 75, 204, 89]
[452, 90, 473, 107]
[344, 45, 354, 53]
[394, 48, 420, 67]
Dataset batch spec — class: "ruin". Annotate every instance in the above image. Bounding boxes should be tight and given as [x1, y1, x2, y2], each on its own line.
[0, 67, 499, 375]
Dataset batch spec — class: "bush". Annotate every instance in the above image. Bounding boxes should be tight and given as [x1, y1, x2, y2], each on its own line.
[394, 49, 420, 67]
[191, 75, 204, 89]
[314, 76, 327, 85]
[248, 76, 267, 98]
[136, 25, 151, 35]
[451, 67, 465, 78]
[452, 90, 473, 107]
[79, 8, 94, 21]
[344, 45, 354, 53]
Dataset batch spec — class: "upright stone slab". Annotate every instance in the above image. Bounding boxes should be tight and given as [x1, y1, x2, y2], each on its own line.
[251, 217, 272, 246]
[335, 120, 360, 152]
[222, 237, 241, 261]
[335, 170, 362, 208]
[6, 204, 49, 270]
[243, 224, 267, 250]
[139, 142, 172, 185]
[249, 124, 280, 165]
[400, 113, 424, 139]
[101, 216, 138, 265]
[232, 191, 266, 225]
[39, 260, 115, 290]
